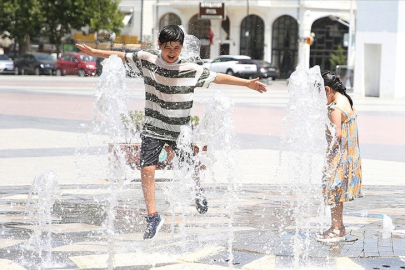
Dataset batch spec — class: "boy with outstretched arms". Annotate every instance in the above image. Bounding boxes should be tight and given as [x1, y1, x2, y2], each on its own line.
[76, 25, 266, 240]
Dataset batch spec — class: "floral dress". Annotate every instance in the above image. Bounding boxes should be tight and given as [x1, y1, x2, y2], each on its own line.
[323, 102, 363, 205]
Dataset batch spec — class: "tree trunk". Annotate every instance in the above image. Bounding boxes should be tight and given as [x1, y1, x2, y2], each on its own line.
[19, 34, 31, 56]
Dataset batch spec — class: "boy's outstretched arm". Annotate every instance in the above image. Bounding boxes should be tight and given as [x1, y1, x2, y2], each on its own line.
[75, 44, 126, 62]
[213, 73, 267, 93]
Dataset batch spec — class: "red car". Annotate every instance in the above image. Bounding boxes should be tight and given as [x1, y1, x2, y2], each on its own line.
[56, 53, 96, 76]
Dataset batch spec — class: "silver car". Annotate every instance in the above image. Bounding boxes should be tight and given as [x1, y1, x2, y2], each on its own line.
[205, 55, 257, 78]
[0, 54, 14, 74]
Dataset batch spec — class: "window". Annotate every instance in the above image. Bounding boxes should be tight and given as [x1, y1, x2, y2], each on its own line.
[272, 15, 298, 78]
[119, 6, 133, 26]
[188, 14, 211, 59]
[159, 13, 181, 30]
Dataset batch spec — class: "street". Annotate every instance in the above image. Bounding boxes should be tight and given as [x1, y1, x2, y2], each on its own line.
[0, 75, 404, 185]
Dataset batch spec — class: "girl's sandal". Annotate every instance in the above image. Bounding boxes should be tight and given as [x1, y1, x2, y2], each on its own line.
[316, 226, 346, 242]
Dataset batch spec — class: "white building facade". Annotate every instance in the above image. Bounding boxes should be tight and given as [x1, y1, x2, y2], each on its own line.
[354, 0, 405, 98]
[133, 0, 355, 79]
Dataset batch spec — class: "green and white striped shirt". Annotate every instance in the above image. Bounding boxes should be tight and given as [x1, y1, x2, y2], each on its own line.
[125, 50, 217, 141]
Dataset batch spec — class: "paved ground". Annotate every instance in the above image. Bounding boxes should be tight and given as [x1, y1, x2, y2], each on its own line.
[0, 75, 404, 269]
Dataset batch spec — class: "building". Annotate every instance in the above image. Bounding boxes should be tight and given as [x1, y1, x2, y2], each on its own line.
[71, 0, 405, 97]
[354, 0, 405, 98]
[72, 1, 353, 79]
[150, 0, 354, 79]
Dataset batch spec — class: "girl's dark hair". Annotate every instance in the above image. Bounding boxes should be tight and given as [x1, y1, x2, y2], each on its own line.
[158, 25, 184, 45]
[321, 70, 353, 108]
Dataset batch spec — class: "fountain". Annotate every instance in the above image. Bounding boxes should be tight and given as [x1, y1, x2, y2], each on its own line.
[276, 65, 334, 269]
[7, 31, 341, 269]
[66, 28, 240, 268]
[23, 170, 63, 268]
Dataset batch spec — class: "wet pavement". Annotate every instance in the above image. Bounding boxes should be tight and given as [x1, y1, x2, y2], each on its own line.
[0, 183, 404, 269]
[0, 76, 404, 269]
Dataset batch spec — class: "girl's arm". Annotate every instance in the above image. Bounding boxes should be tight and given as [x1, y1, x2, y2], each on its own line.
[213, 73, 267, 93]
[328, 108, 342, 141]
[326, 108, 342, 162]
[75, 44, 126, 62]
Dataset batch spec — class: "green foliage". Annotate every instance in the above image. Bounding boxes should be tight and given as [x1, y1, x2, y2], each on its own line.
[0, 0, 124, 56]
[329, 45, 347, 70]
[121, 110, 145, 143]
[120, 111, 201, 143]
[190, 115, 200, 130]
[40, 0, 88, 56]
[0, 0, 45, 54]
[87, 0, 124, 36]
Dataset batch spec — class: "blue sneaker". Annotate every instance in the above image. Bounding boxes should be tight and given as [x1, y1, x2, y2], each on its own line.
[143, 213, 164, 240]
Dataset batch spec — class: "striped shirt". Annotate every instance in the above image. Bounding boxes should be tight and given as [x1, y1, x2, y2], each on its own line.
[125, 50, 217, 141]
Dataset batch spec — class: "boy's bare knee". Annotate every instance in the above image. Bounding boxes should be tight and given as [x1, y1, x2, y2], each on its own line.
[141, 166, 156, 179]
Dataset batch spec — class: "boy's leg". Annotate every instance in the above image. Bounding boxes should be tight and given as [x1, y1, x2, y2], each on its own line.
[169, 141, 208, 214]
[140, 136, 166, 240]
[141, 165, 157, 214]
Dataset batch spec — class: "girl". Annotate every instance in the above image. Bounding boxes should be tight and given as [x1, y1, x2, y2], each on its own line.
[317, 71, 363, 242]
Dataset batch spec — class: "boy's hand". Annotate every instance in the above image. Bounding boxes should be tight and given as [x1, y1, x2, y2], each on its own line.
[75, 44, 94, 56]
[247, 78, 267, 93]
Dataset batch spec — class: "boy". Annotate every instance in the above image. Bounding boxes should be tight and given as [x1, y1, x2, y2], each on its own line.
[76, 25, 266, 240]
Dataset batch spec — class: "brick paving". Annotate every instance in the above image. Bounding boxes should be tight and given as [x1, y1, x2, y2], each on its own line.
[0, 183, 404, 269]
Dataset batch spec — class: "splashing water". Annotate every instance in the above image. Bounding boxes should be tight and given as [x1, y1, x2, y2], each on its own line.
[194, 91, 239, 267]
[382, 214, 395, 239]
[179, 25, 203, 64]
[71, 34, 240, 268]
[24, 170, 63, 268]
[94, 55, 132, 269]
[277, 66, 332, 268]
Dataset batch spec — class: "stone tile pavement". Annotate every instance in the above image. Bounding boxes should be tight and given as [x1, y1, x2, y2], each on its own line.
[0, 182, 404, 269]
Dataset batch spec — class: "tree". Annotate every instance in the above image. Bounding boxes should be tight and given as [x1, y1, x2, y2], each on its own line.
[41, 0, 123, 56]
[40, 0, 89, 57]
[329, 44, 347, 71]
[0, 0, 124, 57]
[86, 0, 124, 48]
[0, 0, 45, 57]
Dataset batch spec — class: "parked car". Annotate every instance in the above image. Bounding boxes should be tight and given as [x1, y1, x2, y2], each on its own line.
[251, 59, 280, 80]
[201, 59, 212, 68]
[205, 55, 257, 78]
[14, 53, 56, 75]
[56, 53, 96, 76]
[96, 48, 140, 77]
[0, 54, 14, 74]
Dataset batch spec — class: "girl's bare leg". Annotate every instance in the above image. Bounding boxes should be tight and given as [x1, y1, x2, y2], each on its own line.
[331, 202, 344, 230]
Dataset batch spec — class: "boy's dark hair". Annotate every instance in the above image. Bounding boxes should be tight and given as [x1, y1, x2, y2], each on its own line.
[322, 70, 353, 108]
[158, 25, 184, 45]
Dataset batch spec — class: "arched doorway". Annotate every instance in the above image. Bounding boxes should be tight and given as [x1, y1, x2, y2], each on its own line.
[159, 13, 181, 30]
[272, 15, 298, 79]
[310, 16, 349, 71]
[240, 15, 264, 59]
[188, 14, 211, 59]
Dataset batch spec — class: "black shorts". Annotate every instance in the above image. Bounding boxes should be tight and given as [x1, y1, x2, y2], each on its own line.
[140, 136, 194, 168]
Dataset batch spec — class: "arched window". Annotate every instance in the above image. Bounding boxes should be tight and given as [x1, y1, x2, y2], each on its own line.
[159, 13, 181, 30]
[272, 15, 298, 78]
[310, 16, 349, 71]
[188, 14, 211, 59]
[240, 15, 264, 59]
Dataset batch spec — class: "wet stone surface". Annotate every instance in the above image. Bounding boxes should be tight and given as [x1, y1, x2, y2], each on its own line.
[0, 183, 404, 269]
